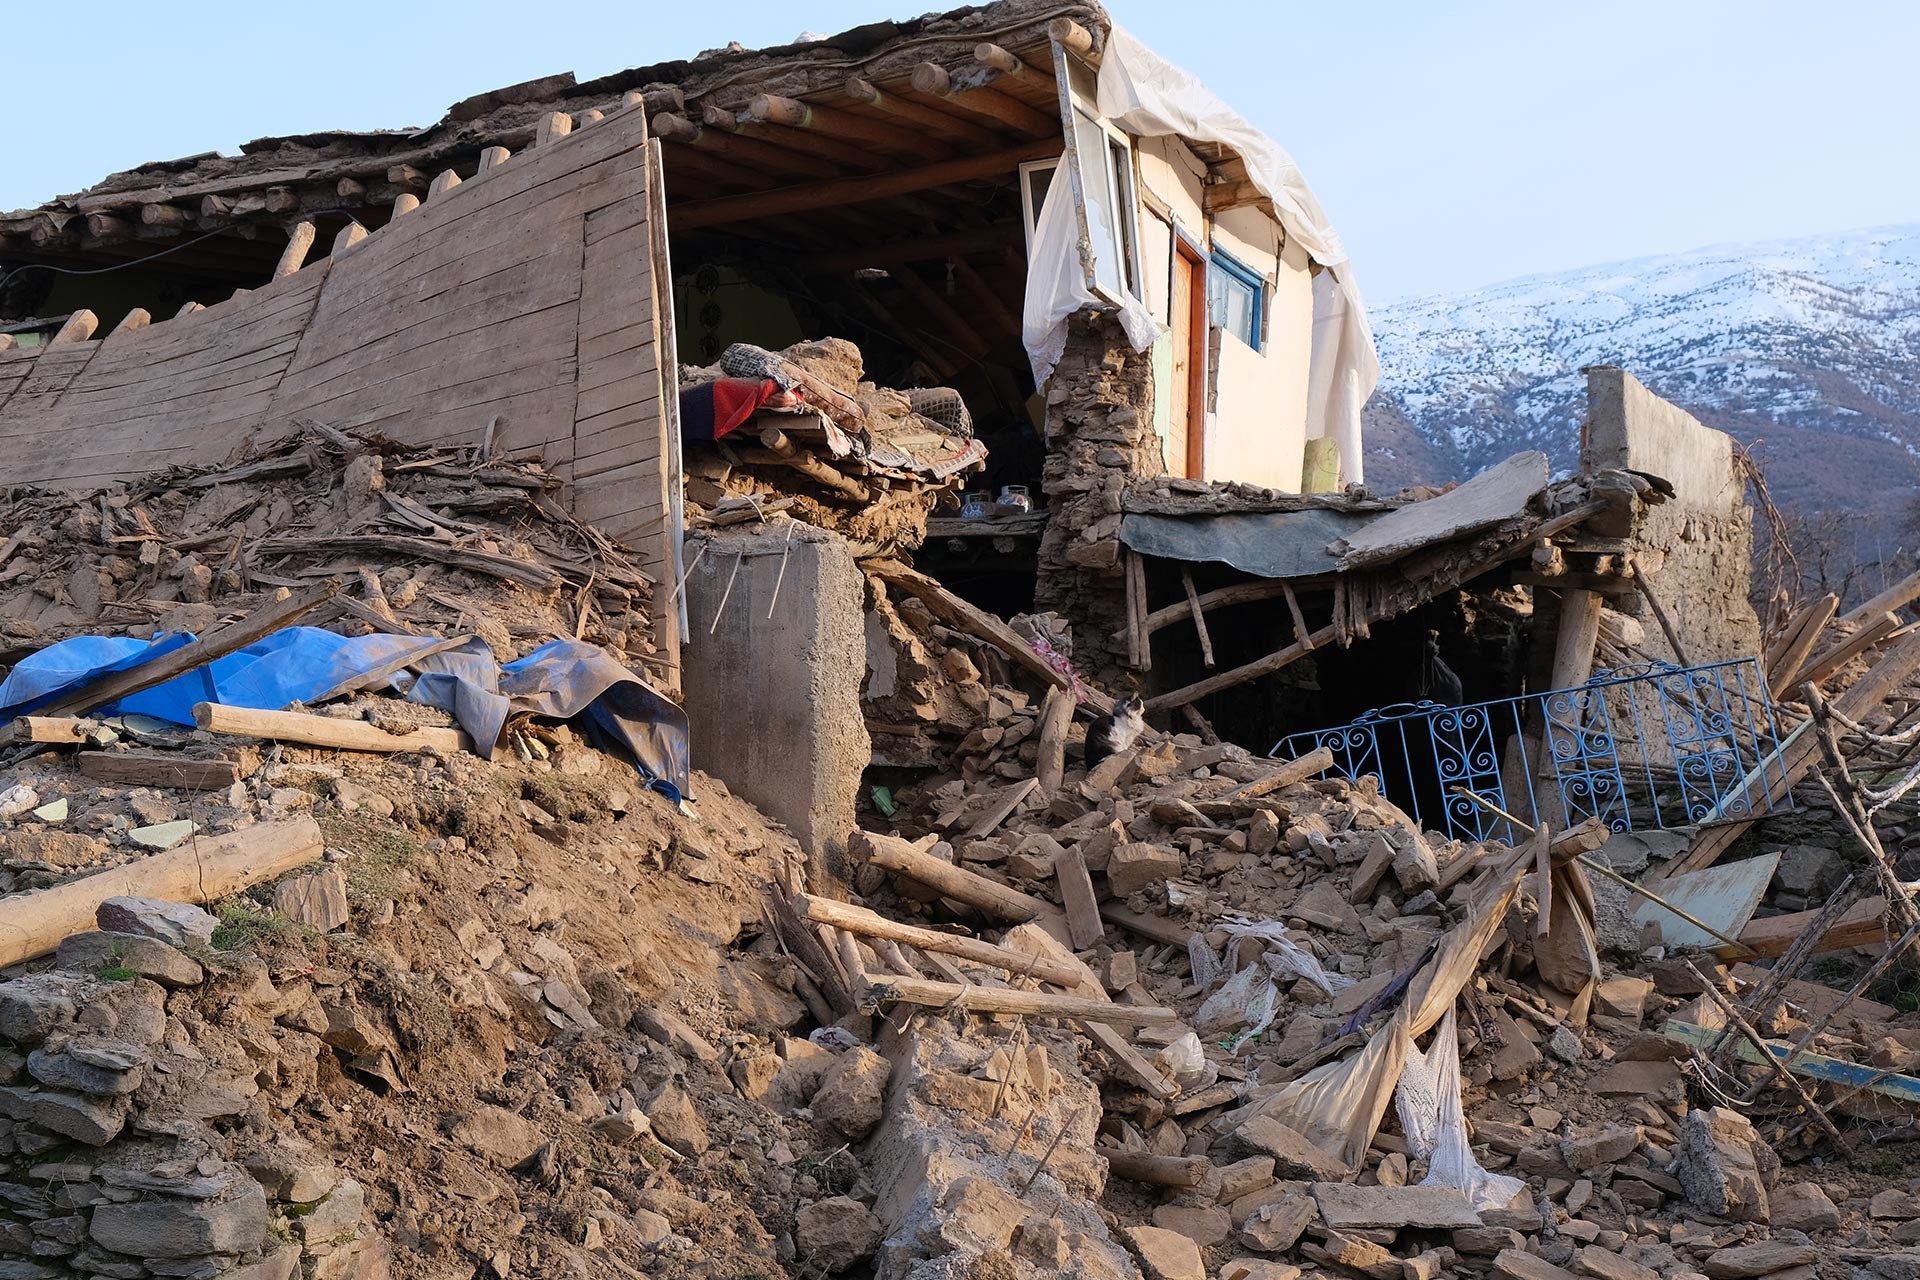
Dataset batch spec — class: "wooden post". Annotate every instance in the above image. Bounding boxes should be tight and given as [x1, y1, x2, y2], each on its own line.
[428, 169, 463, 199]
[1125, 551, 1150, 671]
[192, 703, 473, 754]
[1033, 687, 1074, 796]
[535, 112, 575, 146]
[859, 974, 1178, 1026]
[332, 223, 368, 255]
[49, 311, 98, 345]
[272, 221, 317, 280]
[106, 308, 152, 340]
[1180, 567, 1215, 668]
[851, 830, 1048, 922]
[477, 146, 511, 172]
[391, 193, 421, 217]
[795, 894, 1083, 985]
[0, 819, 324, 970]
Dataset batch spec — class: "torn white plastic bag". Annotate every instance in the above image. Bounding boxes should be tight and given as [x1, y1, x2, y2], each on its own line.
[1193, 963, 1278, 1041]
[1393, 1007, 1526, 1211]
[1217, 917, 1353, 999]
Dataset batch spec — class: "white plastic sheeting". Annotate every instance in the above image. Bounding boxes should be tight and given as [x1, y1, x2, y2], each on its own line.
[1393, 1006, 1527, 1211]
[1020, 24, 1378, 483]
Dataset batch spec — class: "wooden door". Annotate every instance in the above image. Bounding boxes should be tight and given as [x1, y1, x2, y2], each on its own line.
[1169, 235, 1207, 478]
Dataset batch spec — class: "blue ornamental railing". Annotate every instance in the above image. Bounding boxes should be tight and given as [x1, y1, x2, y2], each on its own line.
[1273, 657, 1791, 845]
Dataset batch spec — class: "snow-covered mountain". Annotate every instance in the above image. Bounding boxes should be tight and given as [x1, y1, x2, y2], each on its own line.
[1364, 225, 1920, 525]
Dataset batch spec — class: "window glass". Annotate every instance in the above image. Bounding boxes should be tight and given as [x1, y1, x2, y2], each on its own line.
[1209, 252, 1263, 351]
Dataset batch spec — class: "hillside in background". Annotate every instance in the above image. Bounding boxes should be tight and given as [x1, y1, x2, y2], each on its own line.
[1364, 225, 1920, 600]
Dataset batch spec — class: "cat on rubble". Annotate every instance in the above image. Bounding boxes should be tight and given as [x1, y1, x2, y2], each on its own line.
[1084, 694, 1147, 771]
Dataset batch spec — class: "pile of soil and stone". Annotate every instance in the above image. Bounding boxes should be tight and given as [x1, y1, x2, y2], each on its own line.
[5, 489, 1920, 1280]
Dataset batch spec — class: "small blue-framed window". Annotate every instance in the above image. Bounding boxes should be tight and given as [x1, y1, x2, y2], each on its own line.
[1208, 251, 1264, 352]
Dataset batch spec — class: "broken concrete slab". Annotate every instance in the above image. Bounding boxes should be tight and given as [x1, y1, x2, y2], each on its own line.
[1674, 1107, 1777, 1223]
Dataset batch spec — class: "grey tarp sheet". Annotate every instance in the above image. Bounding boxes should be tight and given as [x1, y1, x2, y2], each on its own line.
[1118, 507, 1387, 579]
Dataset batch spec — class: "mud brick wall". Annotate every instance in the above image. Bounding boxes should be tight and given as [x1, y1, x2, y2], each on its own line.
[1034, 314, 1162, 690]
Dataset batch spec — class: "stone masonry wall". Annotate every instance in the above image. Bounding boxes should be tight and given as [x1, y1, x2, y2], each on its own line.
[1034, 314, 1163, 691]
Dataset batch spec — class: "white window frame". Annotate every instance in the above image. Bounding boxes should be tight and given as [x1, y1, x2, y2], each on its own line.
[1051, 48, 1146, 309]
[1018, 157, 1060, 253]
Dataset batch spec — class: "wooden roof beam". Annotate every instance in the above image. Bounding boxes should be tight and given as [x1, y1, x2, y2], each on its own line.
[670, 137, 1059, 230]
[654, 113, 817, 179]
[699, 104, 886, 173]
[1048, 18, 1098, 57]
[747, 94, 952, 160]
[843, 76, 1004, 147]
[909, 64, 1059, 137]
[1203, 179, 1265, 216]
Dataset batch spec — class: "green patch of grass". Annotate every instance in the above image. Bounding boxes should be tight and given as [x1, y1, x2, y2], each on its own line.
[211, 900, 304, 951]
[1869, 1149, 1906, 1178]
[94, 938, 136, 982]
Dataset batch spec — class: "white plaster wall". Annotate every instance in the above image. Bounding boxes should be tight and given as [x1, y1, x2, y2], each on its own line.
[1203, 221, 1314, 490]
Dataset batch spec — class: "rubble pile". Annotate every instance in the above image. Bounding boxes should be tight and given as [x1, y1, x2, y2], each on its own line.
[0, 715, 923, 1280]
[831, 599, 1920, 1280]
[680, 337, 986, 553]
[0, 423, 657, 668]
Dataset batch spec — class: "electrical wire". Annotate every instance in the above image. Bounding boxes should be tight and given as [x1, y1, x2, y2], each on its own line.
[0, 207, 368, 300]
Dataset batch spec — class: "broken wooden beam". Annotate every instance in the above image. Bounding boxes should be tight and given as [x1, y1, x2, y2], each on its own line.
[867, 559, 1114, 713]
[1658, 627, 1920, 881]
[0, 818, 323, 970]
[1053, 846, 1105, 950]
[858, 974, 1178, 1026]
[1665, 1018, 1920, 1109]
[794, 893, 1082, 986]
[1033, 686, 1074, 796]
[4, 717, 96, 745]
[77, 751, 242, 792]
[851, 829, 1048, 922]
[1217, 746, 1335, 801]
[1800, 611, 1904, 689]
[1098, 1149, 1211, 1187]
[1732, 894, 1897, 958]
[192, 703, 474, 755]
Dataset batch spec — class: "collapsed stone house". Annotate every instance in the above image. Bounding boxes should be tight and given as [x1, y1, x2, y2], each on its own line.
[10, 7, 1920, 1280]
[0, 0, 1776, 873]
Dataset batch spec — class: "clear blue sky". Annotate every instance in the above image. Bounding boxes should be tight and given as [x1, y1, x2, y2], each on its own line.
[7, 1, 1915, 302]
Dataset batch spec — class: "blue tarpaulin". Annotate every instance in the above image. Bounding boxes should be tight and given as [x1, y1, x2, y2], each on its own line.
[0, 627, 691, 800]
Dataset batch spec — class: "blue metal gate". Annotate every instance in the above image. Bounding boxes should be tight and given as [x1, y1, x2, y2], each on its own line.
[1274, 658, 1791, 844]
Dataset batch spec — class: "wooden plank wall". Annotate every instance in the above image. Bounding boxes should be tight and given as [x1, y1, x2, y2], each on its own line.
[0, 103, 673, 593]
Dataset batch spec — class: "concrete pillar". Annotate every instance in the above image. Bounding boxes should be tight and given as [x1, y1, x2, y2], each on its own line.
[682, 523, 870, 886]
